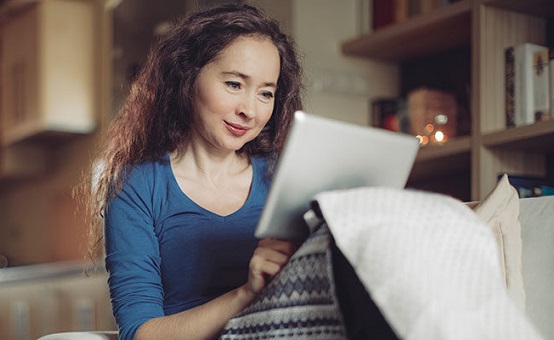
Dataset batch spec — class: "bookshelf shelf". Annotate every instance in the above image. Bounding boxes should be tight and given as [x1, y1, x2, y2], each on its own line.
[410, 151, 470, 182]
[416, 136, 472, 161]
[341, 0, 471, 61]
[411, 137, 471, 184]
[482, 120, 554, 151]
[482, 0, 554, 18]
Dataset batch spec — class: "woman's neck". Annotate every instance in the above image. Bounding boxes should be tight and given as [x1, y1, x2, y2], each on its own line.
[171, 141, 250, 184]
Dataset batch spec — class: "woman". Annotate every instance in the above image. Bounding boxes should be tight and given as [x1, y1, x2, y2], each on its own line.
[85, 4, 303, 339]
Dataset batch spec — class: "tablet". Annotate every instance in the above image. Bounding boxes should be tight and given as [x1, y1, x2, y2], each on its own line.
[254, 111, 420, 241]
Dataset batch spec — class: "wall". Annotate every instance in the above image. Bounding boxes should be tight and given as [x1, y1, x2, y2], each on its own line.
[292, 0, 398, 125]
[0, 136, 97, 266]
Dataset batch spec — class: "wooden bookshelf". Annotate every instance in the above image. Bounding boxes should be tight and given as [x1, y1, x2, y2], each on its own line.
[481, 120, 554, 151]
[341, 0, 471, 61]
[342, 0, 554, 200]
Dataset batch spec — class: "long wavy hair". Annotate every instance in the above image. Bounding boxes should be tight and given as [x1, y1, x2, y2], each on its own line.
[80, 4, 303, 262]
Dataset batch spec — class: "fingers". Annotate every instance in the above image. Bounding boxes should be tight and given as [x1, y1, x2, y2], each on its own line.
[257, 238, 296, 257]
[246, 239, 296, 294]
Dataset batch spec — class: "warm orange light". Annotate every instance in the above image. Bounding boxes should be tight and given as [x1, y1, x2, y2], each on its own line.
[434, 130, 447, 143]
[425, 123, 434, 133]
[416, 135, 429, 145]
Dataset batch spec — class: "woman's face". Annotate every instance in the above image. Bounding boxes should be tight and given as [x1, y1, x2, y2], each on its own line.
[190, 36, 280, 153]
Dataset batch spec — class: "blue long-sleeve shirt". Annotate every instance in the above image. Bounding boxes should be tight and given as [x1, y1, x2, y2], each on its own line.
[104, 154, 270, 339]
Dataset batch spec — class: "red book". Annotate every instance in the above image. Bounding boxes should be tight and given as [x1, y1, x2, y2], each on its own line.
[373, 0, 395, 30]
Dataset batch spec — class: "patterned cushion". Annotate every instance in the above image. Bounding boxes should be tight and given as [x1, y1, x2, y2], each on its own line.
[219, 225, 347, 339]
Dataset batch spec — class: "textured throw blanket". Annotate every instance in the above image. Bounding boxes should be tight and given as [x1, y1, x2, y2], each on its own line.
[315, 187, 543, 340]
[220, 225, 347, 339]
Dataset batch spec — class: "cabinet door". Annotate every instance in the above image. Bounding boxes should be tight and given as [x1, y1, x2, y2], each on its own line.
[0, 0, 97, 146]
[0, 4, 39, 143]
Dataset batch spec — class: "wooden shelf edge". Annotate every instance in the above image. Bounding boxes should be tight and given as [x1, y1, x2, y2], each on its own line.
[415, 136, 472, 161]
[482, 0, 554, 18]
[341, 0, 471, 61]
[409, 136, 472, 183]
[481, 120, 554, 151]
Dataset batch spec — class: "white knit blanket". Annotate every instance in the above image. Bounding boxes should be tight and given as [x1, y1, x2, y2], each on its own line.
[315, 187, 543, 340]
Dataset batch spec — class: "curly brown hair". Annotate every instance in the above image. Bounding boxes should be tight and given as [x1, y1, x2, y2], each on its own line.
[79, 4, 303, 263]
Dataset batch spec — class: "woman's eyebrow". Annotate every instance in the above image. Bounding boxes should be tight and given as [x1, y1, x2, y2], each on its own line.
[222, 71, 277, 88]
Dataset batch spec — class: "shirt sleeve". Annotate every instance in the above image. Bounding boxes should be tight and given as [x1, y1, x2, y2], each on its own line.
[104, 166, 164, 340]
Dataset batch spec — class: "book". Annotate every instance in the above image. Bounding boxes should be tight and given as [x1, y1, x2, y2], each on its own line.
[358, 0, 373, 34]
[395, 0, 409, 23]
[439, 0, 461, 5]
[500, 174, 554, 198]
[550, 48, 554, 119]
[532, 47, 550, 122]
[372, 0, 395, 30]
[373, 0, 410, 30]
[407, 0, 420, 16]
[420, 0, 440, 14]
[505, 43, 550, 127]
[407, 0, 445, 17]
[505, 47, 516, 127]
[371, 98, 409, 132]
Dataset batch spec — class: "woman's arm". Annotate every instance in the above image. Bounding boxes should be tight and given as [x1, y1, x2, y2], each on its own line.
[135, 238, 295, 340]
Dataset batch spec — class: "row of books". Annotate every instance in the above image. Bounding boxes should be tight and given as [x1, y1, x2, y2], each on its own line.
[371, 87, 461, 145]
[501, 174, 554, 198]
[505, 43, 554, 128]
[371, 0, 461, 31]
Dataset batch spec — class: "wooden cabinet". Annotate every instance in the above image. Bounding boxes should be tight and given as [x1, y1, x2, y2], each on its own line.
[342, 0, 554, 200]
[0, 0, 98, 146]
[0, 0, 105, 179]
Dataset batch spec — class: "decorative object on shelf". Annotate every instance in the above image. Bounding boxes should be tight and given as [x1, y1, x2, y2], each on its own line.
[408, 0, 459, 18]
[370, 97, 409, 133]
[372, 0, 410, 31]
[407, 87, 458, 145]
[504, 43, 550, 128]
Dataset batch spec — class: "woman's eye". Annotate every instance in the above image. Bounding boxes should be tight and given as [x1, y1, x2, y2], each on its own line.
[226, 81, 241, 89]
[261, 91, 274, 100]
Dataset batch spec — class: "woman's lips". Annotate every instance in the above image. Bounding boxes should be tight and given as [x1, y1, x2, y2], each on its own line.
[225, 121, 250, 137]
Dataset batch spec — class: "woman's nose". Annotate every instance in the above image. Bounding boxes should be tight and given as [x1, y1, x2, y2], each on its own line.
[237, 94, 256, 119]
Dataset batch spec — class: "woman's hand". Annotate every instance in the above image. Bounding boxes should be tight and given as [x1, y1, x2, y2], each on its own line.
[243, 239, 296, 297]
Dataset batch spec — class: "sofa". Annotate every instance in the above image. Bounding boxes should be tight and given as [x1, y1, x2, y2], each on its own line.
[28, 185, 554, 339]
[216, 178, 553, 340]
[519, 195, 554, 339]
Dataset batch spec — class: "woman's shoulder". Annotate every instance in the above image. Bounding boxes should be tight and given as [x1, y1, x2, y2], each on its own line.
[250, 153, 272, 172]
[250, 152, 275, 187]
[119, 154, 171, 187]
